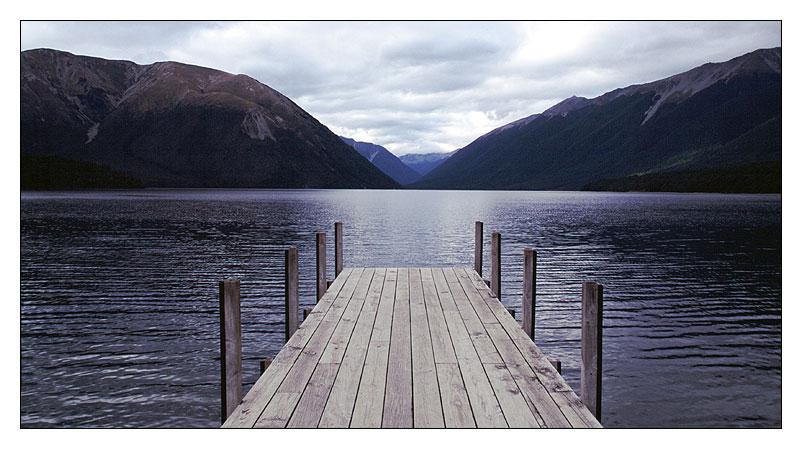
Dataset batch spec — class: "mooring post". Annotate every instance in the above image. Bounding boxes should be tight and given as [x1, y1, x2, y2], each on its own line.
[474, 221, 483, 276]
[522, 248, 536, 341]
[335, 221, 343, 277]
[491, 232, 501, 299]
[581, 281, 603, 420]
[219, 277, 242, 424]
[316, 232, 327, 303]
[285, 247, 299, 342]
[549, 358, 562, 375]
[260, 358, 273, 375]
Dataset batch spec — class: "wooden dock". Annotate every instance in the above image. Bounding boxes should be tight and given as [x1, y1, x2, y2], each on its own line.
[221, 262, 602, 427]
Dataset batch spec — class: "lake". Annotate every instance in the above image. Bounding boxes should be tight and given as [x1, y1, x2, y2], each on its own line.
[20, 189, 781, 428]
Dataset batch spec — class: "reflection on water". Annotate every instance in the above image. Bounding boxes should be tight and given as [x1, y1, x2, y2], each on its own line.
[20, 190, 781, 428]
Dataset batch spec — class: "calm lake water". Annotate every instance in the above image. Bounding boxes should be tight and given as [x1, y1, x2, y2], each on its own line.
[20, 189, 781, 428]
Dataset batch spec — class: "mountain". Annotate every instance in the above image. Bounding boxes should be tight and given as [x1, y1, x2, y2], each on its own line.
[398, 151, 455, 176]
[411, 47, 781, 192]
[339, 136, 421, 185]
[20, 48, 400, 189]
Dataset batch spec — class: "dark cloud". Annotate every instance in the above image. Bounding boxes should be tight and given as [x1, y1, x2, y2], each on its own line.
[20, 20, 781, 155]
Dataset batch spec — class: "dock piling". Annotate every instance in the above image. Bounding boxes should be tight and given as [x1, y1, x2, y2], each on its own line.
[549, 358, 562, 374]
[335, 222, 343, 277]
[316, 232, 327, 302]
[260, 358, 273, 375]
[219, 277, 242, 423]
[490, 232, 501, 299]
[474, 221, 483, 276]
[581, 281, 603, 420]
[285, 247, 299, 342]
[522, 248, 536, 341]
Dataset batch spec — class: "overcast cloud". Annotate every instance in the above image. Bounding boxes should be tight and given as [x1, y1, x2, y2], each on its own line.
[20, 21, 781, 155]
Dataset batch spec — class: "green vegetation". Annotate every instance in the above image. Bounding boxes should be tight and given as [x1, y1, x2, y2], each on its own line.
[580, 160, 780, 193]
[21, 155, 144, 190]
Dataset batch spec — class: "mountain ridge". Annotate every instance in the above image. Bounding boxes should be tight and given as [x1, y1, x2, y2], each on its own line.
[411, 47, 781, 191]
[339, 136, 421, 185]
[21, 48, 400, 189]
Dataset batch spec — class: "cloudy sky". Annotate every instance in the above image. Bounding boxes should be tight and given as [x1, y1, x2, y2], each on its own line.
[20, 20, 781, 156]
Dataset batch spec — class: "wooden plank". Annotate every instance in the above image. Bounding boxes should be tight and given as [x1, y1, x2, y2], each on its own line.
[286, 363, 339, 428]
[285, 269, 375, 427]
[316, 232, 327, 302]
[420, 268, 457, 365]
[335, 221, 343, 277]
[484, 363, 542, 428]
[409, 268, 445, 428]
[351, 268, 397, 427]
[474, 221, 483, 277]
[582, 281, 603, 420]
[453, 267, 498, 324]
[432, 269, 506, 428]
[436, 363, 476, 428]
[464, 268, 601, 428]
[253, 392, 301, 428]
[522, 248, 536, 341]
[443, 268, 501, 364]
[451, 268, 545, 428]
[421, 268, 473, 427]
[319, 268, 387, 428]
[219, 278, 241, 423]
[490, 232, 501, 299]
[483, 323, 567, 428]
[318, 269, 374, 364]
[222, 269, 354, 428]
[382, 268, 413, 428]
[285, 247, 299, 342]
[252, 268, 365, 428]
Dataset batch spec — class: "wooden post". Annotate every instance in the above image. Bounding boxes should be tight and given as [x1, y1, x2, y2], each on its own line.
[316, 232, 327, 303]
[522, 248, 536, 341]
[581, 281, 603, 420]
[335, 221, 343, 277]
[490, 232, 501, 299]
[548, 358, 562, 374]
[260, 358, 273, 375]
[474, 221, 483, 276]
[303, 308, 312, 321]
[219, 277, 242, 423]
[285, 247, 299, 342]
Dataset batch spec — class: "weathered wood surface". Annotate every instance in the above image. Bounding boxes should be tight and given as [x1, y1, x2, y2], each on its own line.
[219, 278, 242, 423]
[335, 222, 343, 277]
[490, 232, 501, 299]
[582, 281, 603, 420]
[222, 267, 601, 428]
[284, 247, 299, 342]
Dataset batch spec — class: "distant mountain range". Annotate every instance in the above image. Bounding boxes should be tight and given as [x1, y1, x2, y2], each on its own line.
[412, 47, 781, 192]
[21, 47, 781, 192]
[339, 136, 421, 185]
[21, 48, 399, 189]
[399, 151, 455, 176]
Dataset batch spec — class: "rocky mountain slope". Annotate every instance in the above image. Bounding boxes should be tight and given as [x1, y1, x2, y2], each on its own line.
[411, 47, 781, 191]
[21, 49, 400, 189]
[398, 151, 455, 176]
[339, 136, 421, 185]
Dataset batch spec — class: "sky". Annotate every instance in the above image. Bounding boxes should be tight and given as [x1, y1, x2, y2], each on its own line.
[19, 20, 781, 156]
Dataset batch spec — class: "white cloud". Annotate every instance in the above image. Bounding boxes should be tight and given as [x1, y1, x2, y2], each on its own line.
[20, 20, 781, 155]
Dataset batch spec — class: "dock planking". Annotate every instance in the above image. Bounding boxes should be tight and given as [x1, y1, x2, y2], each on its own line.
[223, 266, 602, 428]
